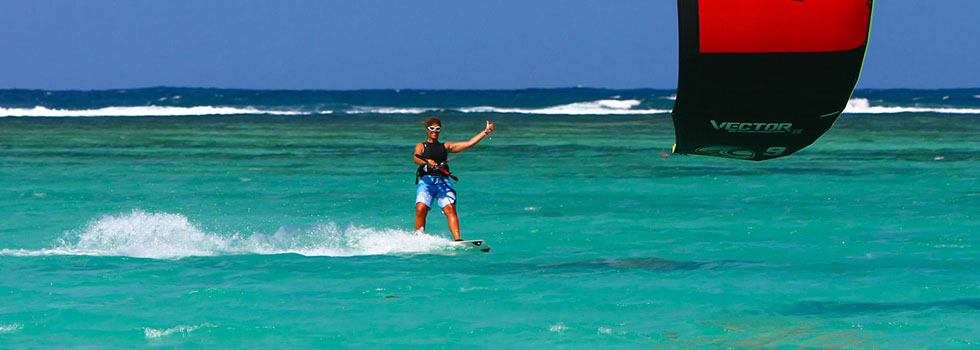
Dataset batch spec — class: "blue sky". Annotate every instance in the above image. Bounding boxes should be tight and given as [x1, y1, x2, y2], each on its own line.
[1, 0, 977, 90]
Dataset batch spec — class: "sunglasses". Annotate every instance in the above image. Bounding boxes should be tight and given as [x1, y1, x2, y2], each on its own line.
[427, 126, 441, 132]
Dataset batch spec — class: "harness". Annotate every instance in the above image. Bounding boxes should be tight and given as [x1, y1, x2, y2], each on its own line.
[415, 142, 451, 184]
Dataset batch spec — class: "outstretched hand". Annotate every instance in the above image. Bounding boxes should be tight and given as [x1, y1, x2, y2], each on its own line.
[484, 120, 494, 140]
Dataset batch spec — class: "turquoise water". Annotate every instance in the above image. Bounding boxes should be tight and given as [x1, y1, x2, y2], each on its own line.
[1, 89, 979, 348]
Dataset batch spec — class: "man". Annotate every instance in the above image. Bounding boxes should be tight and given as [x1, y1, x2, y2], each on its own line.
[413, 117, 494, 241]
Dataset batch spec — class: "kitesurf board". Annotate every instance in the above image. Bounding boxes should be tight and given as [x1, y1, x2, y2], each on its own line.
[455, 240, 490, 253]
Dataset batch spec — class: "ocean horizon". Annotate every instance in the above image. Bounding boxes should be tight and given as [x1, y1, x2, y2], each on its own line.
[3, 87, 980, 118]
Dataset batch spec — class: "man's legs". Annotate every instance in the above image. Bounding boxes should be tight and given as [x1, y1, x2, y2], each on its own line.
[414, 202, 430, 232]
[442, 203, 461, 241]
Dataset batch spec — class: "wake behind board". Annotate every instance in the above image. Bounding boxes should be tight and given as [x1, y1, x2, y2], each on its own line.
[454, 239, 490, 253]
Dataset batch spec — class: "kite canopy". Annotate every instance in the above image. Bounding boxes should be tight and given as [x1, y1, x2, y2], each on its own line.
[671, 0, 874, 160]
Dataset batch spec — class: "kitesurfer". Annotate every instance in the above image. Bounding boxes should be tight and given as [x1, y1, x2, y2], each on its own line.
[413, 117, 494, 241]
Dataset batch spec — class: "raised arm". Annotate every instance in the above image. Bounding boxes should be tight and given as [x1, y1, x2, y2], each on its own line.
[446, 120, 494, 153]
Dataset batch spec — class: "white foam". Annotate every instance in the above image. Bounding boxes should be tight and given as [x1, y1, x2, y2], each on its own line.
[343, 99, 668, 115]
[974, 95, 980, 99]
[346, 106, 440, 114]
[549, 322, 570, 333]
[459, 99, 669, 115]
[843, 98, 980, 114]
[144, 323, 216, 339]
[263, 222, 458, 257]
[0, 210, 464, 259]
[0, 105, 307, 117]
[0, 323, 23, 333]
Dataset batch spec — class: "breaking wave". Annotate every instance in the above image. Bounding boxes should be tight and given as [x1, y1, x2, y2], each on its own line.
[0, 105, 308, 117]
[1, 99, 667, 117]
[346, 99, 668, 115]
[0, 210, 465, 259]
[347, 106, 440, 114]
[457, 99, 669, 115]
[843, 98, 980, 114]
[8, 98, 977, 118]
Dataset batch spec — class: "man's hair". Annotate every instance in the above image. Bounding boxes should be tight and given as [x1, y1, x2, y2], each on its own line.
[423, 117, 441, 127]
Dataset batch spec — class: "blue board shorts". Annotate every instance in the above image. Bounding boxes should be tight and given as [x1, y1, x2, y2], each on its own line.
[416, 175, 456, 209]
